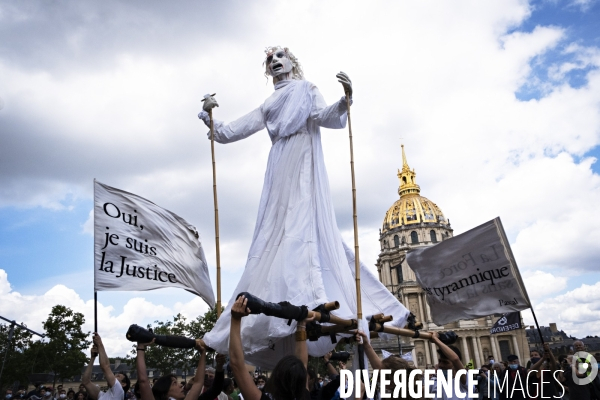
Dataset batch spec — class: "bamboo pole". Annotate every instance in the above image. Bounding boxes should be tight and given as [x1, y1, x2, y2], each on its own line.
[370, 322, 434, 340]
[208, 108, 222, 318]
[345, 91, 362, 321]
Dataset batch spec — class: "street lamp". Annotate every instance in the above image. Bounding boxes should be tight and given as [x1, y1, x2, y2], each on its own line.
[0, 315, 46, 387]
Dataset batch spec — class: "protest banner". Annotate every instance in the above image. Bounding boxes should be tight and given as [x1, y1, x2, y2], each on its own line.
[490, 312, 522, 334]
[93, 180, 215, 308]
[406, 218, 531, 325]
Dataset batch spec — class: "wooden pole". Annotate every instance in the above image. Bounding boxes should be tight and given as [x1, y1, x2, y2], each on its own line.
[530, 309, 545, 347]
[345, 92, 362, 321]
[209, 109, 222, 318]
[94, 291, 98, 332]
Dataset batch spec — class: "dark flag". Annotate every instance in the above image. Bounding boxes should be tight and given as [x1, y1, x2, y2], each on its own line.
[406, 218, 531, 325]
[490, 312, 521, 334]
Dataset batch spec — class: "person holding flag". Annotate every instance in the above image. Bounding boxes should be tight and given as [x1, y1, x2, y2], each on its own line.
[82, 333, 130, 400]
[429, 331, 470, 400]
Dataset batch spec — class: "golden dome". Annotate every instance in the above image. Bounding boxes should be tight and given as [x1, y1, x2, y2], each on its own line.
[382, 145, 449, 233]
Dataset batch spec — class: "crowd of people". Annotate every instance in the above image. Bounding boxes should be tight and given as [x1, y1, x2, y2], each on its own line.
[5, 300, 599, 400]
[6, 383, 91, 400]
[472, 340, 600, 400]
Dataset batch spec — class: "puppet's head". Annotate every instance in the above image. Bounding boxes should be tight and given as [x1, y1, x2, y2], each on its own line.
[264, 46, 304, 80]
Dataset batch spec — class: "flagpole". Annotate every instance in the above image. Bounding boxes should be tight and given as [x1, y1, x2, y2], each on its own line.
[345, 91, 362, 322]
[93, 179, 98, 333]
[530, 308, 545, 347]
[208, 108, 222, 318]
[94, 291, 98, 333]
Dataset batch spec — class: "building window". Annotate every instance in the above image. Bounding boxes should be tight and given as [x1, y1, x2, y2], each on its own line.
[483, 347, 489, 360]
[499, 340, 511, 362]
[393, 262, 403, 283]
[417, 352, 424, 367]
[394, 235, 400, 247]
[411, 231, 418, 244]
[430, 230, 437, 243]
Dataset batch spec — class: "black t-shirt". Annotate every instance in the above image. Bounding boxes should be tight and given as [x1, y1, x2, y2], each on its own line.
[563, 369, 591, 400]
[198, 370, 225, 400]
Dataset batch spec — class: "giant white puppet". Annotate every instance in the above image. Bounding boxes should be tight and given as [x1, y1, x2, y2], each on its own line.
[198, 46, 409, 368]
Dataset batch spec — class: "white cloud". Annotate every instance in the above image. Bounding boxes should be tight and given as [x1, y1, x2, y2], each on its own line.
[523, 280, 600, 338]
[0, 269, 209, 357]
[522, 270, 568, 301]
[568, 0, 595, 11]
[2, 0, 600, 337]
[82, 209, 93, 235]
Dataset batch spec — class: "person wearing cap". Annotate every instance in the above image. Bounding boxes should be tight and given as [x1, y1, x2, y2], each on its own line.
[499, 354, 530, 400]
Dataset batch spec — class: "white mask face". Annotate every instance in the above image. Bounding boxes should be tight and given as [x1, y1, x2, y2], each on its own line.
[266, 49, 293, 77]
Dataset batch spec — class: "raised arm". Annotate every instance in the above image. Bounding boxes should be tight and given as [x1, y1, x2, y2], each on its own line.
[354, 330, 384, 370]
[294, 313, 315, 371]
[198, 105, 265, 144]
[543, 343, 557, 370]
[93, 333, 117, 389]
[184, 343, 207, 400]
[135, 340, 154, 400]
[430, 332, 466, 385]
[229, 295, 263, 400]
[528, 354, 545, 373]
[82, 345, 100, 400]
[198, 354, 226, 400]
[309, 86, 350, 130]
[323, 352, 339, 378]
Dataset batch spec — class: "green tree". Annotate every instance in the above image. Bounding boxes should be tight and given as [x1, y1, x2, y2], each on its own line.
[127, 307, 222, 376]
[40, 305, 90, 386]
[0, 322, 35, 390]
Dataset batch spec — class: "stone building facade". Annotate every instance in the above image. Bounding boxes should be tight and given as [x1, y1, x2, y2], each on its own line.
[373, 146, 528, 368]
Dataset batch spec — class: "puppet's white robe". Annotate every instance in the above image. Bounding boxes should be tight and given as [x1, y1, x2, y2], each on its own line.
[201, 79, 409, 368]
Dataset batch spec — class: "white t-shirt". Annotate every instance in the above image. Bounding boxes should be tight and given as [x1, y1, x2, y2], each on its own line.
[98, 383, 124, 400]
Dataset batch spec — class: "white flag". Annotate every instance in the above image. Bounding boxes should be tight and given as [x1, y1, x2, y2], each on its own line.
[401, 352, 413, 361]
[406, 218, 531, 325]
[381, 349, 393, 359]
[94, 181, 215, 307]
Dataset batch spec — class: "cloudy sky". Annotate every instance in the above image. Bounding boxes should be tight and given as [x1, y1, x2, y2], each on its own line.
[1, 0, 599, 356]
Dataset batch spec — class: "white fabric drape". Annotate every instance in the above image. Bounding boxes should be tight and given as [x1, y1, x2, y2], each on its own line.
[201, 79, 409, 368]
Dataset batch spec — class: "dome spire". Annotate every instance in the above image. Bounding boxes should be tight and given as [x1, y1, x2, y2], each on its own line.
[397, 144, 420, 197]
[402, 144, 409, 168]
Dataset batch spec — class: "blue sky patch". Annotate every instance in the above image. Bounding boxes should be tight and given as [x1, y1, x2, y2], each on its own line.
[514, 0, 600, 101]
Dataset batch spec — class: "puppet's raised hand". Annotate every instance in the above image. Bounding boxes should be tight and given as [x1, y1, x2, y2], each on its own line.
[336, 72, 352, 97]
